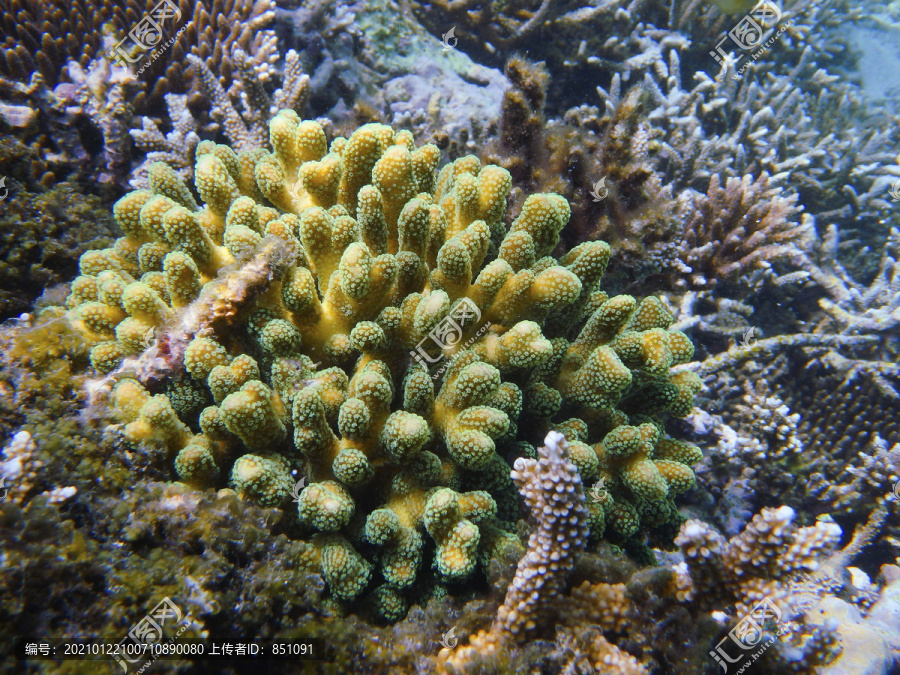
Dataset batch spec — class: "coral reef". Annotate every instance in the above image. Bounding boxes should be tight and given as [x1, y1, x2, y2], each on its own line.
[0, 0, 278, 105]
[1, 300, 897, 675]
[1, 0, 280, 185]
[273, 0, 508, 155]
[616, 7, 900, 281]
[810, 226, 900, 343]
[61, 110, 703, 613]
[62, 47, 141, 183]
[2, 0, 900, 673]
[674, 172, 811, 293]
[440, 499, 860, 674]
[410, 0, 899, 299]
[676, 505, 842, 617]
[127, 93, 201, 188]
[0, 44, 141, 185]
[479, 57, 685, 285]
[0, 78, 108, 187]
[687, 338, 900, 534]
[476, 55, 818, 293]
[127, 48, 311, 188]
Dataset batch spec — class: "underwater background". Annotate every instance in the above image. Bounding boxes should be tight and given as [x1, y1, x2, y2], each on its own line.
[0, 0, 899, 673]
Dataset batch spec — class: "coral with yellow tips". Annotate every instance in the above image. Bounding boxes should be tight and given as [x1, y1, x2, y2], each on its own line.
[64, 111, 701, 610]
[424, 487, 496, 579]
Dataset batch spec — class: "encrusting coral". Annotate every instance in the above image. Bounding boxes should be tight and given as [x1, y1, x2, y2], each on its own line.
[62, 109, 702, 613]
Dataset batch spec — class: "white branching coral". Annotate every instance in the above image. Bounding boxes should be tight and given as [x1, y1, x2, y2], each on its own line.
[497, 430, 590, 637]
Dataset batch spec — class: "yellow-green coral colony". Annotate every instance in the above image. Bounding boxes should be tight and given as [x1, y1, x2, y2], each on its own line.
[65, 111, 702, 609]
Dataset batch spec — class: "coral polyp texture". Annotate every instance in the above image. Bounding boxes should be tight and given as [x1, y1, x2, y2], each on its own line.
[63, 111, 701, 610]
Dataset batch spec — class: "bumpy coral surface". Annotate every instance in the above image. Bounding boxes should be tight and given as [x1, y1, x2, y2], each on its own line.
[63, 111, 701, 610]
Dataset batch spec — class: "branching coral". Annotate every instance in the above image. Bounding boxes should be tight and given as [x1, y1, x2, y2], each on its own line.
[127, 93, 201, 188]
[478, 55, 819, 294]
[672, 507, 843, 672]
[1, 0, 283, 184]
[629, 30, 900, 276]
[496, 430, 589, 637]
[810, 226, 900, 340]
[674, 172, 811, 291]
[62, 46, 141, 182]
[676, 506, 842, 615]
[481, 57, 683, 285]
[0, 39, 142, 185]
[442, 477, 850, 674]
[62, 110, 702, 612]
[682, 331, 899, 541]
[0, 0, 278, 105]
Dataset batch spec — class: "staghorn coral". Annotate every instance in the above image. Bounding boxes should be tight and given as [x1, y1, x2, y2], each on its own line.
[62, 44, 142, 183]
[675, 504, 842, 616]
[1, 0, 282, 184]
[127, 93, 201, 189]
[479, 55, 818, 295]
[674, 172, 811, 292]
[61, 110, 702, 612]
[438, 431, 647, 674]
[495, 430, 589, 638]
[811, 226, 900, 342]
[628, 22, 900, 278]
[675, 506, 844, 672]
[481, 57, 684, 286]
[686, 338, 900, 539]
[127, 45, 310, 188]
[0, 41, 143, 186]
[184, 49, 310, 155]
[0, 0, 277, 106]
[0, 76, 114, 187]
